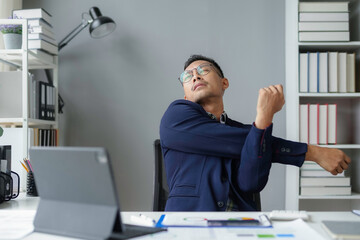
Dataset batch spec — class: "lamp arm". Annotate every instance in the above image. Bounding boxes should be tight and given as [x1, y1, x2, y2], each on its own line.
[58, 21, 90, 51]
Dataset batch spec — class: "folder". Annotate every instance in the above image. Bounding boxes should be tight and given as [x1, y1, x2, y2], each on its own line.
[322, 220, 360, 239]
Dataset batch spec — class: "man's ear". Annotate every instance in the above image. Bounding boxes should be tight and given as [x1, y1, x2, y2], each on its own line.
[222, 78, 229, 90]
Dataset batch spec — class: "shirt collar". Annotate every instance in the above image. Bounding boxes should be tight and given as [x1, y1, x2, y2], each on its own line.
[207, 111, 227, 124]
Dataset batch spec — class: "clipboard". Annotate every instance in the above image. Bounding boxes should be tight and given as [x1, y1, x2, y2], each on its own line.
[155, 214, 272, 228]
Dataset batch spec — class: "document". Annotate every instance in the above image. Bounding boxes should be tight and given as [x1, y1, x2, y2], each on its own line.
[155, 213, 272, 228]
[154, 218, 325, 240]
[0, 210, 35, 239]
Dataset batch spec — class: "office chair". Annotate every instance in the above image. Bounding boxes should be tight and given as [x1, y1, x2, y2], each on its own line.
[152, 139, 261, 211]
[153, 139, 169, 211]
[254, 191, 261, 211]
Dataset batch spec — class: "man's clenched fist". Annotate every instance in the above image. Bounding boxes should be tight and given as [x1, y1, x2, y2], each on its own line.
[255, 84, 285, 129]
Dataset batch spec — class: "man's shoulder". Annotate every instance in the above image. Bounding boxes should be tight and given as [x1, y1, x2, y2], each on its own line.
[161, 99, 206, 125]
[166, 99, 204, 113]
[168, 99, 200, 108]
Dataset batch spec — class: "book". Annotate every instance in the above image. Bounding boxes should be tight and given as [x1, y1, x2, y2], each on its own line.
[328, 104, 337, 144]
[300, 177, 350, 187]
[301, 162, 324, 170]
[299, 12, 349, 22]
[30, 24, 54, 36]
[299, 2, 349, 12]
[299, 104, 309, 144]
[28, 33, 57, 46]
[322, 221, 360, 240]
[338, 52, 347, 93]
[299, 32, 350, 42]
[319, 104, 328, 145]
[12, 8, 52, 25]
[28, 39, 58, 55]
[301, 170, 344, 177]
[301, 186, 351, 196]
[347, 53, 355, 93]
[29, 26, 55, 39]
[299, 53, 308, 92]
[309, 52, 318, 93]
[329, 52, 339, 92]
[319, 52, 328, 93]
[27, 18, 52, 28]
[298, 22, 349, 31]
[309, 104, 319, 145]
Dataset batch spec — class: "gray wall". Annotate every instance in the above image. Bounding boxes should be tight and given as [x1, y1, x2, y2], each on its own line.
[25, 0, 286, 211]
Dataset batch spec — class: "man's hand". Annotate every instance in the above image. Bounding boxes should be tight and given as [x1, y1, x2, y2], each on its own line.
[305, 145, 351, 175]
[255, 84, 285, 129]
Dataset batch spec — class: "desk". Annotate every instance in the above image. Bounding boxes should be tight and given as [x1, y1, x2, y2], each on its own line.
[2, 194, 360, 239]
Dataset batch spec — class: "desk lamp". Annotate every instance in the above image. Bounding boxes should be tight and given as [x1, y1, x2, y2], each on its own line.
[46, 6, 116, 113]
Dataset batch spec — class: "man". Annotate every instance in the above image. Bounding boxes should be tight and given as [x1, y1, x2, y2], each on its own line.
[159, 55, 350, 211]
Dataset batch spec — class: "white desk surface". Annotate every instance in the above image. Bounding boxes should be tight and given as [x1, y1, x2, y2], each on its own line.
[2, 193, 360, 239]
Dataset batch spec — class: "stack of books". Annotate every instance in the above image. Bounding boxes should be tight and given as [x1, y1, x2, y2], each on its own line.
[298, 2, 350, 42]
[12, 8, 58, 56]
[299, 104, 337, 145]
[300, 162, 351, 196]
[299, 52, 356, 93]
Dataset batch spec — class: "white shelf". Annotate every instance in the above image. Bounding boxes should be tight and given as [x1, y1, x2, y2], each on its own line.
[0, 118, 57, 127]
[285, 0, 360, 210]
[299, 193, 360, 200]
[299, 93, 360, 98]
[0, 18, 59, 192]
[315, 144, 360, 149]
[299, 41, 360, 51]
[0, 49, 56, 69]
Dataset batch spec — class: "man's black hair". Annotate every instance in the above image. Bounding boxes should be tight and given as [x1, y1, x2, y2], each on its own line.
[184, 54, 224, 78]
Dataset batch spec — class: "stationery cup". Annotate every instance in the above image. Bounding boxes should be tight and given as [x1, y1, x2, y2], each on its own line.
[26, 172, 38, 196]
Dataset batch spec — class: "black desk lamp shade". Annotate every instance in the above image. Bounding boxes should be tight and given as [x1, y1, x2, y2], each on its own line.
[89, 7, 116, 38]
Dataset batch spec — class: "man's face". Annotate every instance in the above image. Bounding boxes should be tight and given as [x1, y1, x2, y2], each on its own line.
[182, 60, 229, 104]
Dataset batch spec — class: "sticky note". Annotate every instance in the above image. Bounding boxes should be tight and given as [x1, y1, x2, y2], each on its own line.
[257, 234, 275, 238]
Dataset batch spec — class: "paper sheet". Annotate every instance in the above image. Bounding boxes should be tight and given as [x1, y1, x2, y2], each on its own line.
[147, 219, 326, 240]
[0, 210, 35, 239]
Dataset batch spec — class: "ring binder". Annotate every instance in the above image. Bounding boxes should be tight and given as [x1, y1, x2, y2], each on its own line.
[0, 171, 20, 204]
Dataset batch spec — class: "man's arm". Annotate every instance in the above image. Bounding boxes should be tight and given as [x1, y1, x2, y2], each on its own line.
[255, 84, 351, 175]
[305, 145, 351, 175]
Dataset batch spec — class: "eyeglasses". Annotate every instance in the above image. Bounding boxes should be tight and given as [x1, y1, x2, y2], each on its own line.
[178, 63, 220, 84]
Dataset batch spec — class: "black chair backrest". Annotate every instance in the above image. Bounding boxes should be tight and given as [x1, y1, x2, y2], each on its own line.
[254, 191, 261, 211]
[153, 139, 261, 211]
[153, 139, 169, 211]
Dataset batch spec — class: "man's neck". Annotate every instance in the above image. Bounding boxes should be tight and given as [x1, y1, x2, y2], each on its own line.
[199, 99, 224, 121]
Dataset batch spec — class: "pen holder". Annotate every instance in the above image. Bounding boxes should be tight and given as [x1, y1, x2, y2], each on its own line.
[26, 172, 38, 197]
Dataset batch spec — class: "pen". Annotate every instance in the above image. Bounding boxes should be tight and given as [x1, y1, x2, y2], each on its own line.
[20, 161, 29, 172]
[259, 214, 272, 227]
[26, 159, 34, 172]
[23, 159, 32, 172]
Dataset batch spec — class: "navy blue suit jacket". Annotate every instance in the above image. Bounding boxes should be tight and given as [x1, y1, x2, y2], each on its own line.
[160, 100, 307, 211]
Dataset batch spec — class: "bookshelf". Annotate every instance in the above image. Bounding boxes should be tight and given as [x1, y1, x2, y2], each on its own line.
[285, 0, 360, 210]
[0, 19, 58, 190]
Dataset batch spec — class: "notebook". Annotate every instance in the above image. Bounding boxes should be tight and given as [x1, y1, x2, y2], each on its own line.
[322, 220, 360, 239]
[29, 147, 166, 240]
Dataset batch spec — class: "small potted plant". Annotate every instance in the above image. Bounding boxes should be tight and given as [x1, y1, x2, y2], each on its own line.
[0, 15, 22, 49]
